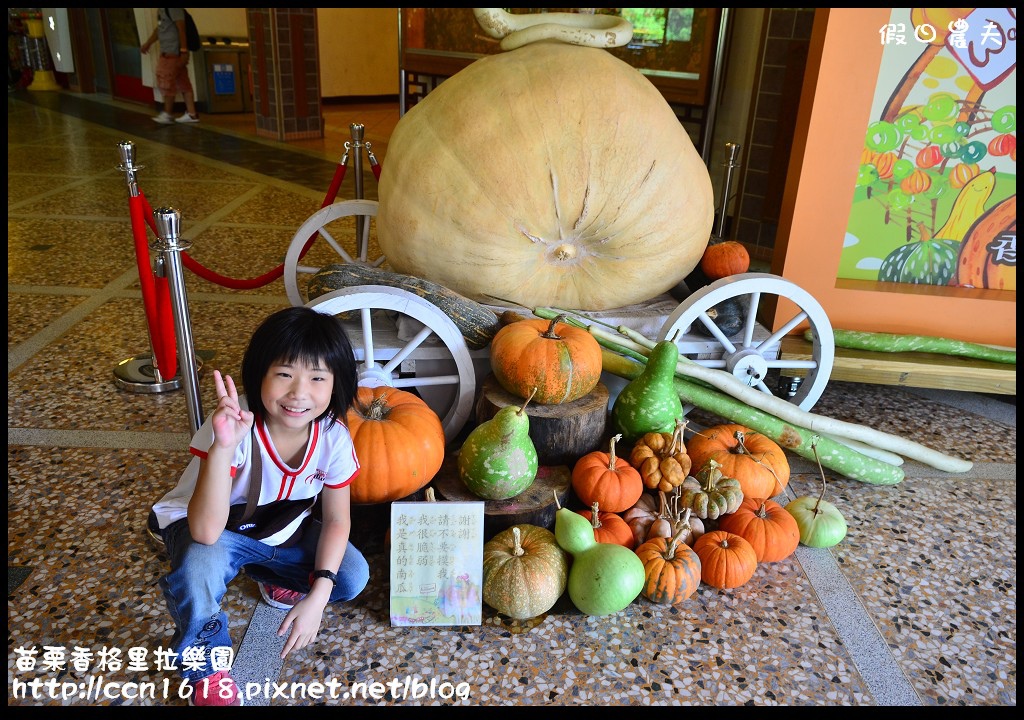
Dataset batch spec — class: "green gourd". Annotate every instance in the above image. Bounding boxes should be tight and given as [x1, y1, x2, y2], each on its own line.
[459, 390, 539, 500]
[785, 441, 848, 548]
[610, 340, 685, 444]
[553, 493, 645, 616]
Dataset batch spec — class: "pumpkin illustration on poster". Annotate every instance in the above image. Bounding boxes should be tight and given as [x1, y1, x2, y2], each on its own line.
[843, 7, 1016, 292]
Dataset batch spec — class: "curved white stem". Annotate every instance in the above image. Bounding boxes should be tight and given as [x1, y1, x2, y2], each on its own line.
[473, 8, 634, 50]
[825, 434, 904, 466]
[602, 324, 972, 474]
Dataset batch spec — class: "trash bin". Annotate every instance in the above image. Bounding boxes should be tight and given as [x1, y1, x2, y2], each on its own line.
[195, 38, 251, 113]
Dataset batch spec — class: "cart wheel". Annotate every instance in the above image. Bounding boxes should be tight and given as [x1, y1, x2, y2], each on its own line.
[284, 199, 384, 307]
[658, 272, 834, 411]
[308, 285, 475, 443]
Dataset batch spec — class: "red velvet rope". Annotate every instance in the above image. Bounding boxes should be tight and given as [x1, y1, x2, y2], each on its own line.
[141, 163, 351, 290]
[129, 194, 178, 379]
[127, 154, 379, 383]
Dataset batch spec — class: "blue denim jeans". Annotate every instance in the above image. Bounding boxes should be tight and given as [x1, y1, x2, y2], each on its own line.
[158, 518, 369, 682]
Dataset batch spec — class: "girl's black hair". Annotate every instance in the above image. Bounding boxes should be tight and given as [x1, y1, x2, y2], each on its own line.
[240, 306, 358, 427]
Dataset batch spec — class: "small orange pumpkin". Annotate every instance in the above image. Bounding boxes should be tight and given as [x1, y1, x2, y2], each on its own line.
[718, 497, 799, 563]
[693, 530, 757, 589]
[630, 418, 692, 492]
[900, 168, 932, 195]
[489, 314, 603, 404]
[345, 386, 446, 504]
[571, 434, 644, 513]
[700, 240, 750, 280]
[949, 162, 980, 189]
[636, 529, 702, 605]
[577, 501, 635, 549]
[686, 424, 790, 498]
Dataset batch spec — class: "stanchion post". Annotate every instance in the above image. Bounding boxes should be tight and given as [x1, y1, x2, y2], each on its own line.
[152, 208, 205, 437]
[349, 123, 368, 242]
[114, 141, 184, 393]
[714, 142, 742, 240]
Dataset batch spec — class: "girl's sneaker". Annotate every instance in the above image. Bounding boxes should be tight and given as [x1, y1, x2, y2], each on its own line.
[258, 581, 306, 609]
[175, 113, 200, 124]
[189, 670, 244, 706]
[152, 111, 174, 124]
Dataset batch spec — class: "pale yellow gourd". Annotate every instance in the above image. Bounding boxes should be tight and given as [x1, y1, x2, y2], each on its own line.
[377, 41, 714, 311]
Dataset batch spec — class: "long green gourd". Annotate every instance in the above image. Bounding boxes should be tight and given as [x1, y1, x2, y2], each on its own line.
[601, 350, 905, 486]
[808, 328, 1016, 365]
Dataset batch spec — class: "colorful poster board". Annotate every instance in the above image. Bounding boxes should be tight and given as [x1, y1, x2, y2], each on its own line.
[389, 500, 484, 627]
[839, 8, 1016, 292]
[772, 9, 1015, 347]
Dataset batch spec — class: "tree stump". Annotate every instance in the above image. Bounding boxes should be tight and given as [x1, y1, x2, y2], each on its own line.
[432, 453, 570, 539]
[474, 374, 608, 467]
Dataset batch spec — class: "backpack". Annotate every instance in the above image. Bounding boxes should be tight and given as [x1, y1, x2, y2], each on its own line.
[167, 8, 201, 52]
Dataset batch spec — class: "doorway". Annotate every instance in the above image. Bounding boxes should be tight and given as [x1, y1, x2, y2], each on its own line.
[81, 8, 152, 106]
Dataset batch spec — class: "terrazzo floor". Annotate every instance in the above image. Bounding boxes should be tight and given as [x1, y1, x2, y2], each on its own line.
[7, 91, 1016, 707]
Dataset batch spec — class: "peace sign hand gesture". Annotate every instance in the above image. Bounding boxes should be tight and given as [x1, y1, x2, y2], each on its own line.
[210, 370, 254, 450]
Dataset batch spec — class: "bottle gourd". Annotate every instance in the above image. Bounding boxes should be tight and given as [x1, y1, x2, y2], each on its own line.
[554, 494, 645, 616]
[610, 340, 685, 444]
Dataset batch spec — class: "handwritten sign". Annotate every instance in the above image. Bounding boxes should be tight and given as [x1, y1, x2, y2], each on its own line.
[389, 500, 484, 626]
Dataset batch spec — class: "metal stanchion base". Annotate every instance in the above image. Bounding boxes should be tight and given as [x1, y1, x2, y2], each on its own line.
[113, 354, 204, 394]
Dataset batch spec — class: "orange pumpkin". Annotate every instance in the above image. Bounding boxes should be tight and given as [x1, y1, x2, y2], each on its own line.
[630, 417, 691, 492]
[718, 497, 799, 563]
[900, 168, 931, 196]
[686, 424, 790, 498]
[949, 162, 980, 189]
[636, 530, 702, 605]
[693, 530, 757, 589]
[700, 240, 750, 280]
[489, 314, 603, 404]
[873, 151, 896, 179]
[345, 386, 446, 504]
[571, 433, 644, 513]
[577, 501, 635, 549]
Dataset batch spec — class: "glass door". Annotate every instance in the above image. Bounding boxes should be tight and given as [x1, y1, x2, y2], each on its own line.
[104, 7, 152, 104]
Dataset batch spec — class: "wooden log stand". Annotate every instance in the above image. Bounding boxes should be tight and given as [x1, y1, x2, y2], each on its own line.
[432, 453, 571, 539]
[474, 373, 609, 466]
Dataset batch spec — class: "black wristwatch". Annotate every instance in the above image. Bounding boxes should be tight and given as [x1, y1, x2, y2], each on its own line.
[309, 569, 338, 587]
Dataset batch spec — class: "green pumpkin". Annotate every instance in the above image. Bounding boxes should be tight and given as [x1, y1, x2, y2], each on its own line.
[785, 495, 847, 548]
[610, 340, 685, 444]
[458, 401, 538, 500]
[878, 239, 960, 285]
[554, 504, 645, 616]
[483, 525, 568, 620]
[691, 296, 747, 338]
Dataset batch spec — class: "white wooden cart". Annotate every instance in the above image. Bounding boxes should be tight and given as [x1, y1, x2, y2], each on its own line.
[284, 199, 838, 443]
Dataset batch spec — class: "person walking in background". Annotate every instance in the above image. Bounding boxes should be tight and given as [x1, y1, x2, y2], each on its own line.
[141, 8, 199, 124]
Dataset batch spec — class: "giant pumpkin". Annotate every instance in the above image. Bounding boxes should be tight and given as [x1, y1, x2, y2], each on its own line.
[376, 41, 713, 311]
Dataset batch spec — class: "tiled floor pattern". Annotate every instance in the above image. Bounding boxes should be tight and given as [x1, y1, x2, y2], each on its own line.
[7, 92, 1016, 706]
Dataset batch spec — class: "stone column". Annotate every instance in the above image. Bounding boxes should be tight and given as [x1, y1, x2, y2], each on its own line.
[247, 8, 323, 141]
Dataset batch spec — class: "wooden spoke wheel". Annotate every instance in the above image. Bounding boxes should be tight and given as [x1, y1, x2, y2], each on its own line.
[658, 273, 835, 411]
[308, 285, 475, 443]
[284, 199, 383, 306]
